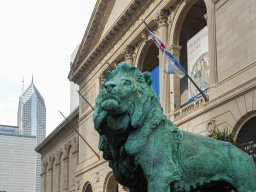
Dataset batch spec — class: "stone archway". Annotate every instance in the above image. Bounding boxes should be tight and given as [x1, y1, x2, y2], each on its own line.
[135, 39, 155, 70]
[135, 39, 160, 99]
[234, 112, 256, 163]
[169, 0, 208, 105]
[83, 182, 93, 192]
[104, 173, 118, 192]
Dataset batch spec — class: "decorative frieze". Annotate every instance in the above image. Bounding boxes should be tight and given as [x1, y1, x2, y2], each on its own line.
[173, 97, 205, 120]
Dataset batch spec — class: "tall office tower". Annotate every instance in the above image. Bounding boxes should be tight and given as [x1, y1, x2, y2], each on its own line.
[70, 45, 79, 112]
[0, 125, 36, 192]
[17, 78, 46, 192]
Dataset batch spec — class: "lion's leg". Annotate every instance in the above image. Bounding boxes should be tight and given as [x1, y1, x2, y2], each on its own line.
[236, 188, 255, 192]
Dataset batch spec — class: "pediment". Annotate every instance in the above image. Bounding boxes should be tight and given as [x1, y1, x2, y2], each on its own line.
[99, 0, 133, 40]
[70, 0, 134, 73]
[69, 0, 153, 83]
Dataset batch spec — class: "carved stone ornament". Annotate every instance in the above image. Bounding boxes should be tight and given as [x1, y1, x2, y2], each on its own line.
[207, 119, 216, 134]
[93, 63, 256, 192]
[157, 9, 169, 26]
[124, 45, 135, 59]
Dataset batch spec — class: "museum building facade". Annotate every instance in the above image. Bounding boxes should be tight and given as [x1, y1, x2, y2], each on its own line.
[37, 0, 256, 191]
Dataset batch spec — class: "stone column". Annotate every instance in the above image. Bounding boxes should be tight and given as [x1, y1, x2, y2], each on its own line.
[55, 162, 60, 192]
[157, 9, 170, 113]
[169, 44, 182, 111]
[124, 45, 135, 65]
[41, 171, 46, 192]
[62, 156, 69, 191]
[47, 167, 53, 192]
[207, 0, 218, 87]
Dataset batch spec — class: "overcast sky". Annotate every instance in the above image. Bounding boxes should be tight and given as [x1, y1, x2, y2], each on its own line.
[0, 0, 96, 135]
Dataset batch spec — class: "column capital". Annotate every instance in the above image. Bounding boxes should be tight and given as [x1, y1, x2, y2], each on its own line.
[156, 9, 169, 26]
[123, 45, 135, 60]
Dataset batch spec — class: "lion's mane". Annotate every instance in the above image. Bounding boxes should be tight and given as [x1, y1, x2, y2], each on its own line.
[93, 63, 182, 188]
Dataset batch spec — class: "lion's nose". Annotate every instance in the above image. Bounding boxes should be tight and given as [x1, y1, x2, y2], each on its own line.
[104, 82, 116, 93]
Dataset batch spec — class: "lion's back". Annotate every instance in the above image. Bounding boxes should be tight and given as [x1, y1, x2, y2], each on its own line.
[180, 131, 232, 173]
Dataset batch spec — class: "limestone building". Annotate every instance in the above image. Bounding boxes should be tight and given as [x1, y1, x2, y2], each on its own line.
[36, 108, 79, 192]
[39, 0, 256, 191]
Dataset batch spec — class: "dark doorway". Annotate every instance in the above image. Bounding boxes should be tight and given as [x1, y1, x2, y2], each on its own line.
[237, 116, 256, 163]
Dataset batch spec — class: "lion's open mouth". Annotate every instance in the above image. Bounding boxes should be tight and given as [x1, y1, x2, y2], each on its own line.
[101, 98, 121, 113]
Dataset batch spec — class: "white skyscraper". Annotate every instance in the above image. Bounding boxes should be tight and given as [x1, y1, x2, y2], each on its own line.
[17, 78, 46, 192]
[70, 45, 79, 112]
[0, 128, 37, 192]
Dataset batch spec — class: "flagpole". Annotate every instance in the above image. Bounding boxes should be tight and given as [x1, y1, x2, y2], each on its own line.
[142, 20, 208, 102]
[104, 60, 114, 70]
[185, 73, 208, 102]
[59, 111, 100, 160]
[77, 90, 95, 110]
[142, 20, 151, 31]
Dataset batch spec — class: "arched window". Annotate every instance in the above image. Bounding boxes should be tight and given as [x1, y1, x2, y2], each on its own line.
[178, 0, 208, 105]
[83, 183, 93, 192]
[141, 41, 160, 99]
[105, 174, 118, 192]
[51, 158, 57, 192]
[236, 116, 256, 163]
[68, 145, 76, 190]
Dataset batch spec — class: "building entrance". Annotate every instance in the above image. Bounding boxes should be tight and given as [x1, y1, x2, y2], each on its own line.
[237, 116, 256, 163]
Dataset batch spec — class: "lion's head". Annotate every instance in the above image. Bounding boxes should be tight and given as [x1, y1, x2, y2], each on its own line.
[93, 63, 162, 135]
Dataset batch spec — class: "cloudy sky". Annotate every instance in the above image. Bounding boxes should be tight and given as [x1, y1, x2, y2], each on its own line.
[0, 0, 96, 135]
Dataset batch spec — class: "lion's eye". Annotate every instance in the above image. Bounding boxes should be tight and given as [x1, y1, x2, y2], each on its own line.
[123, 79, 132, 85]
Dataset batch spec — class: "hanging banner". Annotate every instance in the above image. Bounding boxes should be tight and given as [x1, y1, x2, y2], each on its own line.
[187, 26, 209, 100]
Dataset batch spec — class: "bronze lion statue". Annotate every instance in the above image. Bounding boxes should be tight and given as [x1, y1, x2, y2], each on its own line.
[93, 63, 256, 192]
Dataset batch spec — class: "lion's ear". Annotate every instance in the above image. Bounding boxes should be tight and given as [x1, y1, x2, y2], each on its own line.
[105, 71, 113, 80]
[143, 72, 152, 86]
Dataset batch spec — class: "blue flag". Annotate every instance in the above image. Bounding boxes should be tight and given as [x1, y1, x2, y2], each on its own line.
[148, 31, 186, 78]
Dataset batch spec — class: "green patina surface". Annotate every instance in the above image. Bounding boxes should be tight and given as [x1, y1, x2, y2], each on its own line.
[93, 63, 256, 192]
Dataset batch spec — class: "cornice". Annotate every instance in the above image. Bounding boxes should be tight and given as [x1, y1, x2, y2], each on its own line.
[70, 0, 111, 71]
[68, 0, 154, 84]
